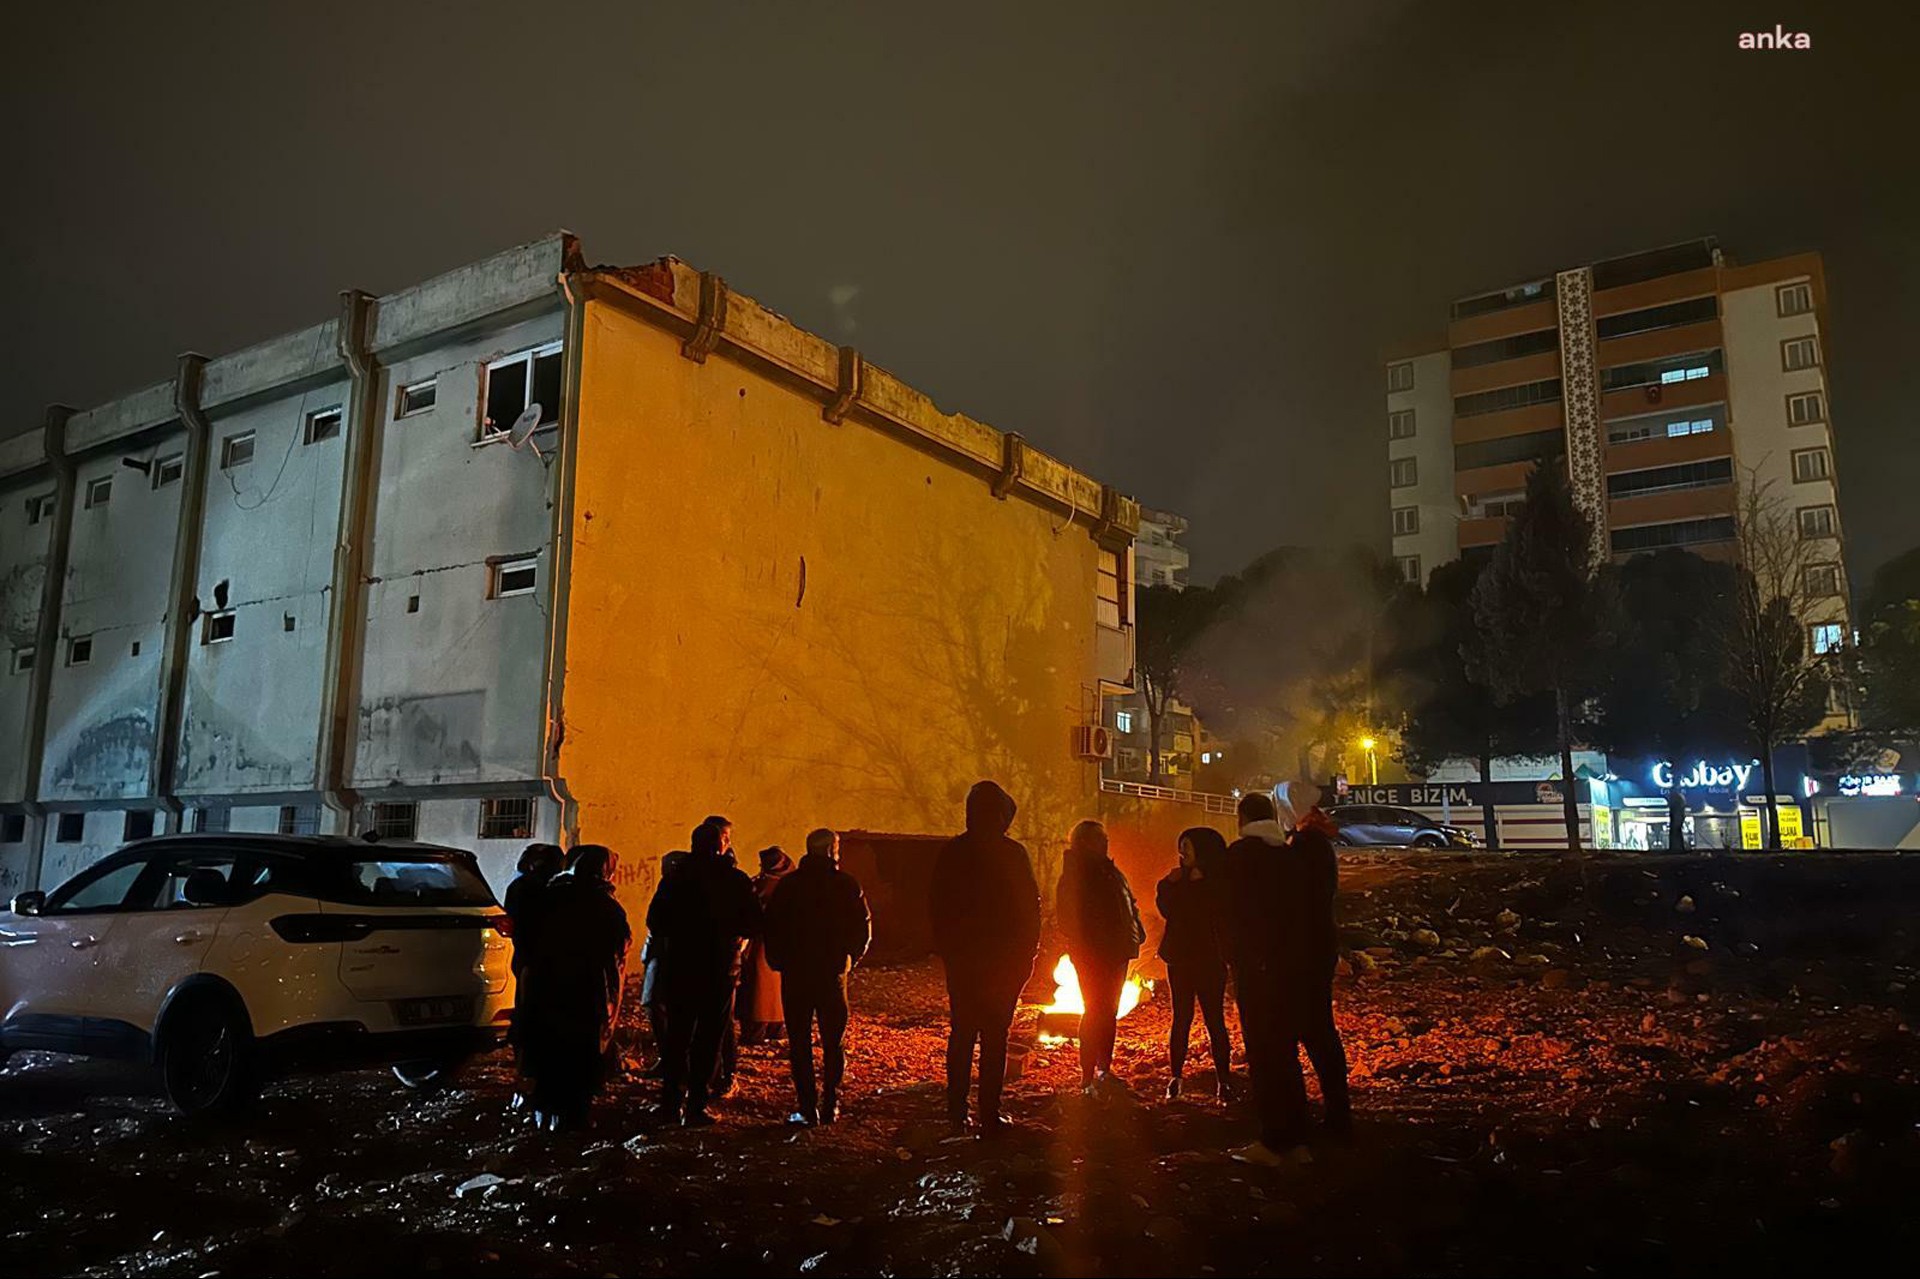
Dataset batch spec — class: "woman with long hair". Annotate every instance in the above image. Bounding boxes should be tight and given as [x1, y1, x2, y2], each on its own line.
[1156, 826, 1236, 1101]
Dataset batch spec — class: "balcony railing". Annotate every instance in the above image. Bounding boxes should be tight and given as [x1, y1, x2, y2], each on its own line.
[1099, 777, 1238, 815]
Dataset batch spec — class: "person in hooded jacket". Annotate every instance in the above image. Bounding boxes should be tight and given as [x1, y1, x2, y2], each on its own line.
[1056, 819, 1145, 1096]
[1156, 826, 1236, 1102]
[764, 828, 872, 1125]
[647, 821, 761, 1126]
[928, 781, 1041, 1135]
[1217, 784, 1350, 1166]
[513, 844, 631, 1131]
[639, 849, 689, 1076]
[737, 846, 795, 1045]
[703, 815, 744, 1096]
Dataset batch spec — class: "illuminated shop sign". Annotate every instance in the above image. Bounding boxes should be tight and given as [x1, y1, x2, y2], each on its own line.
[1650, 759, 1758, 791]
[1837, 774, 1904, 797]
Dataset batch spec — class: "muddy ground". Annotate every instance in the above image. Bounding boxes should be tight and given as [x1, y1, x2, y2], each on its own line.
[4, 852, 1918, 1278]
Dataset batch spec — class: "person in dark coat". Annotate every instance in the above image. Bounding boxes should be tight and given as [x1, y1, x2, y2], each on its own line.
[764, 828, 872, 1126]
[1217, 785, 1350, 1166]
[1056, 819, 1145, 1095]
[513, 844, 631, 1132]
[639, 849, 689, 1075]
[929, 780, 1042, 1135]
[504, 843, 565, 975]
[702, 815, 743, 1096]
[1157, 826, 1236, 1102]
[647, 821, 761, 1126]
[738, 846, 795, 1045]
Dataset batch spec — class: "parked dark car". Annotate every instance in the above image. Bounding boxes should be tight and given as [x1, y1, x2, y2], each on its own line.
[1325, 805, 1477, 849]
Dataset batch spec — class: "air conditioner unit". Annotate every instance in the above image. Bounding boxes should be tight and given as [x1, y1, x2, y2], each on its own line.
[1074, 725, 1113, 760]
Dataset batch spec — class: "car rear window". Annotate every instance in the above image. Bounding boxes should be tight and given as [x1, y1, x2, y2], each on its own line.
[328, 855, 497, 908]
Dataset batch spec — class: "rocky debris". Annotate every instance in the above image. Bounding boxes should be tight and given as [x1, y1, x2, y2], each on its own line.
[1409, 928, 1442, 951]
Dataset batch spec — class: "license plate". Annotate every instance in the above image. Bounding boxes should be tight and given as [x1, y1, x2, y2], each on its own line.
[393, 996, 473, 1026]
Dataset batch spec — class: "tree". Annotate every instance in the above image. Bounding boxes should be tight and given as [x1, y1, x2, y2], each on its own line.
[1858, 548, 1920, 738]
[1393, 557, 1552, 843]
[1134, 583, 1223, 783]
[1592, 549, 1744, 851]
[1717, 473, 1832, 849]
[1469, 462, 1614, 853]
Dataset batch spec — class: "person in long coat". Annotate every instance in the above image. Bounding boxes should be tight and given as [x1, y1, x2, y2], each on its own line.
[1056, 819, 1145, 1095]
[764, 829, 872, 1125]
[639, 849, 689, 1076]
[929, 781, 1041, 1136]
[737, 846, 794, 1044]
[514, 844, 631, 1132]
[1156, 827, 1236, 1101]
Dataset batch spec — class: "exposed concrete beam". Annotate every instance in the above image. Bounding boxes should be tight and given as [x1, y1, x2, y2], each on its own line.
[155, 355, 213, 832]
[20, 407, 76, 886]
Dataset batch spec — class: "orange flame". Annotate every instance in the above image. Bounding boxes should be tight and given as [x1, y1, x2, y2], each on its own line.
[1041, 954, 1144, 1019]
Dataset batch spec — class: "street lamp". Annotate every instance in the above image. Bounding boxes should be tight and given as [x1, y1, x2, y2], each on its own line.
[1359, 736, 1378, 786]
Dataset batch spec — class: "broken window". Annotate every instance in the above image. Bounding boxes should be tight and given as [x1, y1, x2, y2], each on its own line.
[1096, 547, 1125, 629]
[0, 814, 24, 843]
[9, 647, 32, 675]
[367, 801, 419, 840]
[191, 806, 230, 833]
[123, 810, 156, 842]
[304, 407, 343, 445]
[478, 797, 535, 840]
[489, 557, 538, 598]
[85, 476, 112, 509]
[67, 636, 93, 666]
[278, 805, 321, 836]
[203, 610, 236, 644]
[153, 454, 185, 488]
[482, 343, 563, 441]
[55, 812, 85, 843]
[26, 493, 56, 525]
[398, 379, 437, 418]
[221, 431, 256, 469]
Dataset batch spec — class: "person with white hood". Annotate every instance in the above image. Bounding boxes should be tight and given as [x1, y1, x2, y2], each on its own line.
[1217, 781, 1351, 1166]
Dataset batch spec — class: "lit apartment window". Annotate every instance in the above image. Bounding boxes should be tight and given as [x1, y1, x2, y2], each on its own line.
[1786, 391, 1824, 426]
[1114, 709, 1134, 734]
[1666, 417, 1715, 438]
[483, 343, 563, 441]
[26, 493, 56, 525]
[1804, 564, 1842, 598]
[1791, 447, 1831, 483]
[1658, 363, 1713, 385]
[202, 610, 237, 644]
[66, 635, 93, 666]
[1392, 506, 1419, 536]
[398, 379, 438, 418]
[85, 476, 112, 509]
[1396, 555, 1421, 584]
[304, 407, 343, 445]
[1809, 623, 1844, 656]
[489, 557, 539, 598]
[123, 810, 156, 841]
[1388, 409, 1415, 440]
[0, 814, 24, 843]
[1776, 282, 1813, 317]
[1798, 505, 1836, 539]
[479, 797, 535, 840]
[55, 813, 84, 843]
[1389, 457, 1418, 488]
[278, 804, 321, 836]
[9, 647, 32, 674]
[1782, 337, 1819, 371]
[367, 801, 418, 840]
[191, 805, 230, 833]
[1386, 362, 1414, 393]
[221, 431, 256, 469]
[1096, 546, 1125, 628]
[152, 454, 185, 489]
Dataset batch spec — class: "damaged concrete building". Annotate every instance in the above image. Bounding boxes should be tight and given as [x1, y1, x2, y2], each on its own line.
[0, 235, 1141, 908]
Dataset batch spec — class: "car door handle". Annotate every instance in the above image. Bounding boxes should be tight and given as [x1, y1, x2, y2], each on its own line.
[69, 936, 98, 950]
[174, 931, 209, 945]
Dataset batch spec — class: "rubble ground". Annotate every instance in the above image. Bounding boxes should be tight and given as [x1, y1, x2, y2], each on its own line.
[4, 852, 1918, 1277]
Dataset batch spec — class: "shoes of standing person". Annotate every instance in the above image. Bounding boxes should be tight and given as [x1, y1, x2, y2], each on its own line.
[1165, 1076, 1183, 1101]
[1230, 1140, 1313, 1168]
[681, 1108, 717, 1128]
[1216, 1073, 1240, 1103]
[1098, 1071, 1132, 1099]
[787, 1110, 818, 1127]
[978, 1115, 1016, 1139]
[947, 1116, 974, 1139]
[819, 1095, 837, 1125]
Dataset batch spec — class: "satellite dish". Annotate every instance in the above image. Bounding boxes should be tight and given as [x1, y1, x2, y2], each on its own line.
[507, 404, 544, 447]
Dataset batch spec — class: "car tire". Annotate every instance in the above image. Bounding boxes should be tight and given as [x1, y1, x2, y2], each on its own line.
[393, 1056, 467, 1091]
[158, 995, 257, 1115]
[1333, 833, 1354, 848]
[1412, 834, 1445, 849]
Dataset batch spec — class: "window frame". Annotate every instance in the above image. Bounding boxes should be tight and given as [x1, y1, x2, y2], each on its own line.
[1803, 563, 1842, 599]
[53, 812, 86, 844]
[1781, 336, 1820, 372]
[1095, 546, 1126, 629]
[1386, 362, 1415, 393]
[10, 646, 35, 675]
[1389, 456, 1418, 488]
[220, 431, 256, 470]
[488, 557, 539, 599]
[1776, 282, 1813, 317]
[190, 805, 231, 834]
[1391, 505, 1420, 536]
[123, 809, 156, 842]
[366, 801, 419, 841]
[152, 454, 185, 489]
[1790, 447, 1831, 484]
[397, 378, 439, 419]
[478, 796, 536, 841]
[202, 610, 237, 645]
[65, 635, 93, 667]
[1387, 409, 1416, 440]
[26, 492, 56, 525]
[1785, 390, 1824, 426]
[84, 476, 112, 510]
[303, 406, 344, 445]
[1395, 555, 1421, 584]
[1808, 622, 1844, 656]
[1797, 505, 1836, 540]
[0, 813, 25, 843]
[278, 804, 322, 836]
[480, 342, 564, 443]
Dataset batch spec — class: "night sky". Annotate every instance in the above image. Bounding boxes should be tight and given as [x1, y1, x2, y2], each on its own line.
[3, 2, 1914, 585]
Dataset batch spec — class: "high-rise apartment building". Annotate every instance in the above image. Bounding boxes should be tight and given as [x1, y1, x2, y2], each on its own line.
[1384, 238, 1851, 680]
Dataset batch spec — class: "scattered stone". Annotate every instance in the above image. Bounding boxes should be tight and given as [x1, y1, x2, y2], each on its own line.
[1682, 935, 1710, 951]
[1676, 895, 1696, 914]
[1409, 929, 1442, 951]
[454, 1174, 506, 1199]
[1470, 946, 1511, 964]
[1495, 908, 1522, 932]
[1349, 951, 1379, 975]
[1541, 969, 1572, 990]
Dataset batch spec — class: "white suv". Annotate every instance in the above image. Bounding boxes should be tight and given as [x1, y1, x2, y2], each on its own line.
[0, 833, 513, 1113]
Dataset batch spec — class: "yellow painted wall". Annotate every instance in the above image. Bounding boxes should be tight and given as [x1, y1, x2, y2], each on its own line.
[562, 300, 1110, 915]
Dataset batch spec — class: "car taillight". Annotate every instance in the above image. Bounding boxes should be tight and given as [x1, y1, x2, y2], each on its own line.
[270, 914, 375, 943]
[488, 913, 512, 937]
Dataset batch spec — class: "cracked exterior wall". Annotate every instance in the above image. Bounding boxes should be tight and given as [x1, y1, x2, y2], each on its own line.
[0, 472, 55, 803]
[350, 312, 562, 789]
[562, 300, 1115, 917]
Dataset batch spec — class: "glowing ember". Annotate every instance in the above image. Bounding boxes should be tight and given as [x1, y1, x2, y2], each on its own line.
[1041, 953, 1145, 1020]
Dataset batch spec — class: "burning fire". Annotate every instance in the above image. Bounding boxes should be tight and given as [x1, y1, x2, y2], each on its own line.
[1041, 954, 1146, 1023]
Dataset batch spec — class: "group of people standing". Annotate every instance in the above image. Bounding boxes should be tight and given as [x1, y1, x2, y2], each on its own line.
[501, 779, 1349, 1165]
